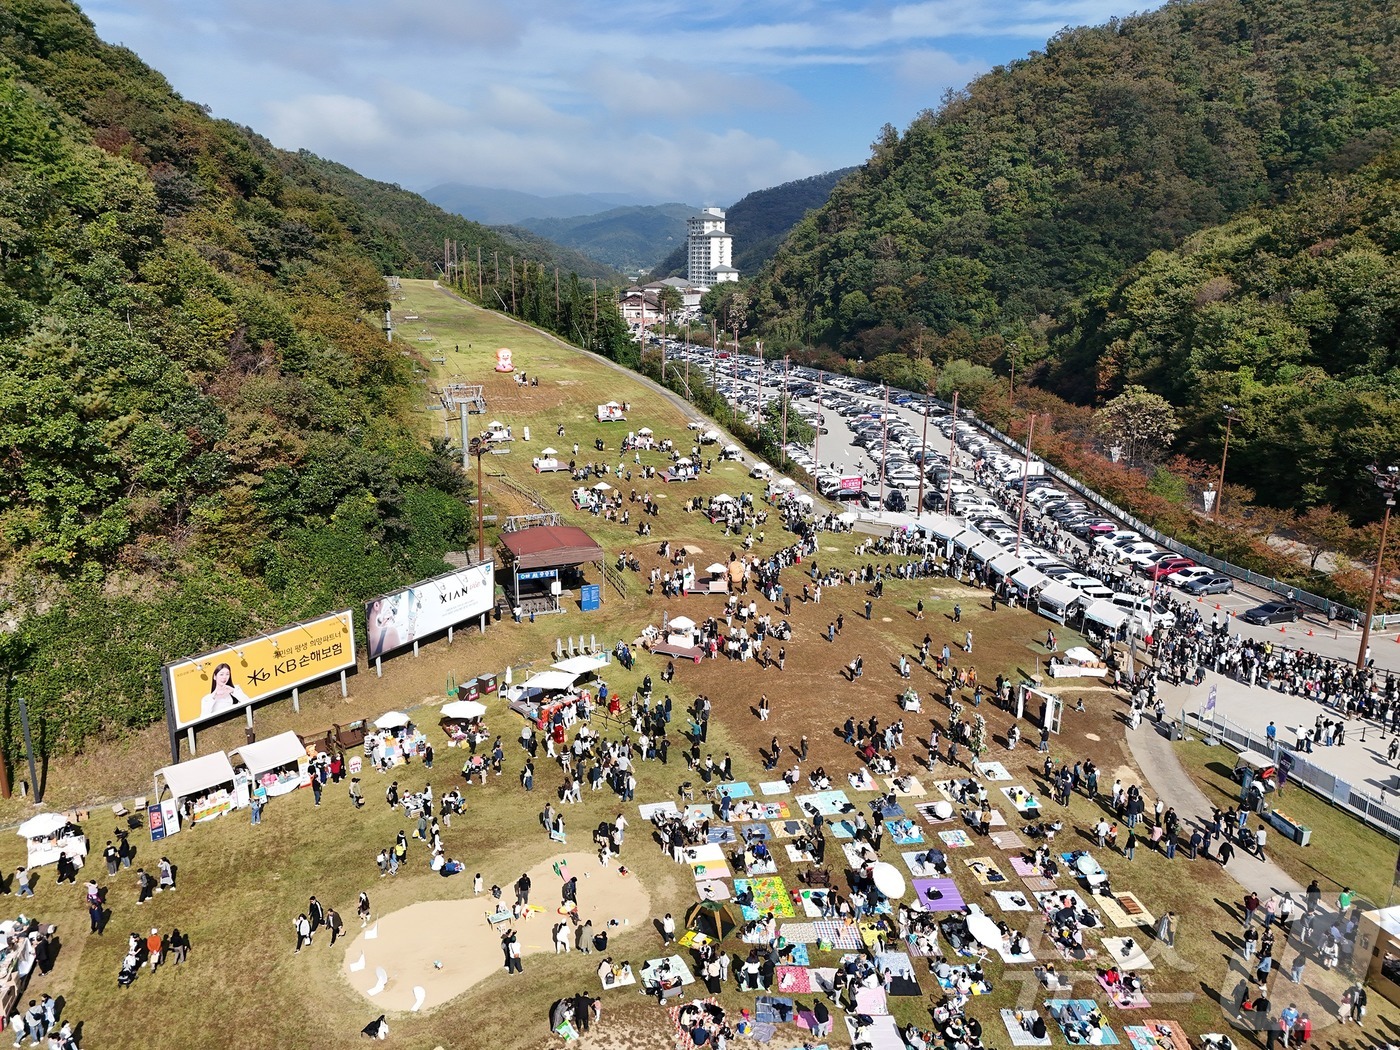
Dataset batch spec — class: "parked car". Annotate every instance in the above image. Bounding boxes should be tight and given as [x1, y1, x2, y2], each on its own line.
[1166, 565, 1215, 587]
[1182, 574, 1235, 596]
[1242, 601, 1298, 625]
[1149, 556, 1196, 581]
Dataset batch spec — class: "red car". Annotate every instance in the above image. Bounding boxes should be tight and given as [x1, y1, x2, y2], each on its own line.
[1150, 556, 1195, 581]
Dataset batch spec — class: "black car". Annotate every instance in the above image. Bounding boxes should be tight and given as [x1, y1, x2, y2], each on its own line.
[884, 490, 908, 513]
[1241, 601, 1297, 625]
[1182, 574, 1234, 596]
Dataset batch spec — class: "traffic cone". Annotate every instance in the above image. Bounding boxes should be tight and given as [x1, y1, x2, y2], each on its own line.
[1215, 603, 1221, 610]
[1307, 629, 1314, 637]
[1197, 596, 1203, 603]
[1278, 626, 1286, 633]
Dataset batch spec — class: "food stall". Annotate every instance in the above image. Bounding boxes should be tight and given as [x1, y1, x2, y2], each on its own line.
[596, 401, 626, 422]
[503, 669, 583, 726]
[0, 918, 43, 1019]
[16, 813, 87, 870]
[720, 443, 744, 462]
[533, 447, 565, 473]
[665, 615, 698, 648]
[702, 563, 730, 594]
[154, 750, 240, 823]
[551, 652, 610, 684]
[231, 730, 309, 797]
[441, 698, 489, 748]
[1081, 599, 1130, 641]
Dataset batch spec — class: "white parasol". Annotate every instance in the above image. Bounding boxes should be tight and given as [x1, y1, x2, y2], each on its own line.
[441, 700, 487, 719]
[870, 862, 906, 900]
[668, 615, 697, 632]
[373, 710, 411, 729]
[504, 665, 513, 686]
[638, 427, 654, 436]
[540, 447, 558, 456]
[16, 813, 68, 839]
[933, 800, 954, 820]
[706, 563, 728, 574]
[966, 913, 1003, 949]
[592, 481, 613, 491]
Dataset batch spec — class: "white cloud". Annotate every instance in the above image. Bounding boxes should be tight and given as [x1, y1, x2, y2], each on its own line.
[265, 94, 393, 151]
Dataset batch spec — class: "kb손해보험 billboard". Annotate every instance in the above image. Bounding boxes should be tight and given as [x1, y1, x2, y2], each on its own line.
[364, 563, 495, 661]
[164, 611, 356, 730]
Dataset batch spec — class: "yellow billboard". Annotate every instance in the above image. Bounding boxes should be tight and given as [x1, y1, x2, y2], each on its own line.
[164, 611, 357, 730]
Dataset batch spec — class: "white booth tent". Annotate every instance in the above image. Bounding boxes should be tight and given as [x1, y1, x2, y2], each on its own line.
[1010, 566, 1050, 597]
[950, 529, 986, 556]
[551, 652, 609, 678]
[988, 552, 1027, 579]
[1082, 600, 1131, 638]
[155, 750, 241, 823]
[968, 540, 1003, 568]
[1036, 581, 1085, 625]
[231, 730, 308, 798]
[17, 812, 87, 869]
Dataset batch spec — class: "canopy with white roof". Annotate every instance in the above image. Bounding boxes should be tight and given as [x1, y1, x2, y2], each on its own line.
[441, 699, 488, 720]
[1082, 600, 1130, 632]
[667, 615, 697, 632]
[155, 751, 240, 824]
[540, 447, 558, 456]
[988, 552, 1026, 577]
[1010, 566, 1050, 594]
[17, 812, 87, 868]
[592, 481, 613, 491]
[231, 730, 308, 797]
[16, 813, 68, 839]
[551, 652, 610, 676]
[638, 427, 653, 436]
[520, 670, 580, 692]
[706, 563, 729, 574]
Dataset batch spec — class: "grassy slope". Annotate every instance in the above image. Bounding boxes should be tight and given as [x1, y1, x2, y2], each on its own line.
[3, 286, 1394, 1049]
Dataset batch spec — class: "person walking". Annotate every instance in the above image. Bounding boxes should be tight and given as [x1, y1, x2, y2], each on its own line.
[146, 928, 163, 971]
[1155, 912, 1176, 947]
[293, 913, 312, 954]
[661, 913, 676, 944]
[1125, 830, 1137, 860]
[326, 907, 344, 946]
[1218, 839, 1235, 867]
[358, 892, 372, 927]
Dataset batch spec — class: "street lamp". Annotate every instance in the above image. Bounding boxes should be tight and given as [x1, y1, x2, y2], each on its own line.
[1357, 464, 1400, 670]
[1213, 403, 1239, 521]
[468, 436, 489, 565]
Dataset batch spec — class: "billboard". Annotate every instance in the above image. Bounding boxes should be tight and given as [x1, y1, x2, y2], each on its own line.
[839, 476, 864, 493]
[364, 563, 495, 662]
[165, 611, 356, 731]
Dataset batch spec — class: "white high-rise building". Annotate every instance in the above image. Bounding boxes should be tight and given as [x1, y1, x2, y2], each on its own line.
[686, 207, 739, 288]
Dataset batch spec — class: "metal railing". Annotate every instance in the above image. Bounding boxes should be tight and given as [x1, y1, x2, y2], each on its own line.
[1182, 710, 1400, 840]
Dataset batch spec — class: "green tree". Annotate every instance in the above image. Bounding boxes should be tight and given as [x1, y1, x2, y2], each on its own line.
[936, 359, 996, 404]
[1094, 385, 1179, 468]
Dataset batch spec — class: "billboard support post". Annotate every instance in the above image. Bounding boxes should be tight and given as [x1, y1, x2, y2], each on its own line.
[375, 657, 383, 679]
[339, 670, 347, 698]
[245, 707, 254, 730]
[186, 727, 195, 756]
[413, 641, 420, 658]
[448, 626, 454, 644]
[291, 687, 300, 714]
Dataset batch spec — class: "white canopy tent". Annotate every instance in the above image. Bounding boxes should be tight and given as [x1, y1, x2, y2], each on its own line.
[950, 528, 986, 554]
[17, 812, 86, 869]
[1010, 566, 1050, 595]
[968, 540, 1004, 566]
[519, 670, 580, 692]
[231, 731, 308, 797]
[155, 750, 240, 822]
[551, 652, 609, 677]
[637, 427, 654, 436]
[441, 699, 488, 719]
[1036, 581, 1085, 625]
[988, 552, 1027, 578]
[667, 615, 697, 632]
[1082, 600, 1131, 633]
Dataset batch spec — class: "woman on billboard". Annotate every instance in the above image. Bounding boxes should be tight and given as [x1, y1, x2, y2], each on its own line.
[199, 663, 252, 718]
[366, 592, 419, 661]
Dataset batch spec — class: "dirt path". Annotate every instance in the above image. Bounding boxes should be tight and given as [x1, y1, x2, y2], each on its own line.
[341, 850, 651, 1012]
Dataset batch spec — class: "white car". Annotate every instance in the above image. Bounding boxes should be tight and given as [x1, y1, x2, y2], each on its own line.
[1106, 541, 1161, 563]
[1166, 565, 1215, 587]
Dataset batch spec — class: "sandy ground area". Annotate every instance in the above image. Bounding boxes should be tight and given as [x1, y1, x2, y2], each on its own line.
[341, 851, 651, 1012]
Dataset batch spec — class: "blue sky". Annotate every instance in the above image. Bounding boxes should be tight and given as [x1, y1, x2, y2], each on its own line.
[83, 0, 1148, 206]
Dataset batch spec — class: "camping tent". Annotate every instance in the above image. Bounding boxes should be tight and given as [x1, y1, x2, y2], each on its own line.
[231, 730, 308, 797]
[685, 899, 738, 941]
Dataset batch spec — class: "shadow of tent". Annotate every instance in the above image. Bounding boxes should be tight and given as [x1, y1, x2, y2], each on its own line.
[686, 899, 739, 942]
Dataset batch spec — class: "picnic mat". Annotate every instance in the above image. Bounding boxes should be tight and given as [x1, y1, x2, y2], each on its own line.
[784, 920, 862, 950]
[875, 951, 922, 996]
[884, 775, 927, 797]
[735, 877, 796, 920]
[760, 781, 791, 796]
[901, 850, 946, 877]
[1001, 1009, 1052, 1046]
[997, 939, 1038, 964]
[1100, 892, 1155, 929]
[913, 878, 965, 912]
[706, 825, 738, 844]
[677, 930, 713, 950]
[733, 801, 791, 822]
[690, 858, 732, 882]
[781, 942, 811, 966]
[795, 790, 854, 817]
[1098, 975, 1151, 1009]
[684, 803, 715, 822]
[668, 997, 718, 1050]
[842, 842, 879, 870]
[642, 954, 695, 988]
[938, 829, 974, 849]
[976, 807, 1008, 829]
[914, 802, 955, 825]
[719, 781, 754, 799]
[599, 961, 637, 990]
[886, 819, 924, 845]
[844, 1014, 903, 1050]
[1102, 937, 1154, 971]
[638, 801, 680, 820]
[755, 995, 796, 1024]
[681, 843, 727, 864]
[1035, 890, 1088, 915]
[991, 830, 1027, 851]
[1002, 786, 1042, 812]
[784, 843, 814, 864]
[993, 889, 1034, 911]
[773, 966, 812, 994]
[697, 879, 731, 901]
[1045, 1000, 1119, 1045]
[934, 964, 993, 994]
[848, 770, 876, 792]
[740, 824, 774, 842]
[977, 761, 1012, 780]
[771, 819, 811, 839]
[1128, 1020, 1190, 1050]
[854, 985, 889, 1015]
[964, 856, 1010, 885]
[905, 929, 940, 958]
[829, 819, 857, 839]
[794, 888, 829, 918]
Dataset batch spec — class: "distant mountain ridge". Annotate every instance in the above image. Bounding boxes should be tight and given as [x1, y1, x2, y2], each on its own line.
[514, 203, 698, 274]
[648, 168, 858, 281]
[422, 183, 649, 225]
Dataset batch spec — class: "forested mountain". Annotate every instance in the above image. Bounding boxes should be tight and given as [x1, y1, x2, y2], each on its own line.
[515, 203, 697, 274]
[0, 0, 628, 748]
[650, 168, 857, 281]
[422, 183, 641, 225]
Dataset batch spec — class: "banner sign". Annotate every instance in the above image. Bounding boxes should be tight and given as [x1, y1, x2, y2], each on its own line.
[164, 611, 356, 731]
[365, 563, 495, 661]
[149, 803, 167, 842]
[839, 476, 864, 493]
[518, 569, 558, 581]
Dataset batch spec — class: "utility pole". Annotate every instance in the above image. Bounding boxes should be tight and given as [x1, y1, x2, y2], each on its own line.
[754, 340, 764, 425]
[878, 384, 890, 511]
[917, 381, 931, 516]
[780, 355, 790, 467]
[509, 257, 516, 313]
[477, 246, 483, 299]
[944, 391, 959, 517]
[813, 371, 823, 496]
[1357, 465, 1400, 670]
[1015, 414, 1037, 553]
[494, 251, 500, 285]
[1213, 404, 1238, 521]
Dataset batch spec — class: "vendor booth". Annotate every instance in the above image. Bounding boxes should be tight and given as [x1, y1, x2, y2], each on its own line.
[500, 524, 605, 617]
[486, 420, 513, 442]
[719, 443, 744, 462]
[596, 401, 626, 422]
[231, 730, 309, 797]
[987, 551, 1027, 581]
[533, 448, 565, 473]
[1047, 645, 1111, 679]
[16, 813, 86, 870]
[701, 563, 730, 594]
[552, 651, 610, 682]
[1010, 566, 1050, 599]
[1035, 581, 1085, 625]
[1081, 600, 1130, 641]
[154, 750, 240, 823]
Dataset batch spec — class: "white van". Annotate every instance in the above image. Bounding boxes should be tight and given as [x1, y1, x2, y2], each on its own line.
[1110, 593, 1176, 628]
